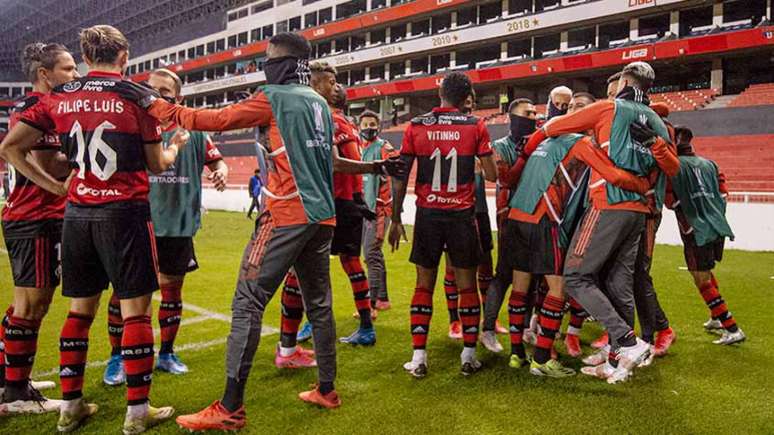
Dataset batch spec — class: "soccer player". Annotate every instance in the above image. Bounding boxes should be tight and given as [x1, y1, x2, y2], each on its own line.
[667, 126, 745, 345]
[0, 42, 78, 414]
[120, 33, 403, 429]
[359, 109, 398, 311]
[0, 25, 182, 433]
[247, 168, 262, 219]
[505, 91, 651, 377]
[478, 98, 537, 353]
[512, 62, 680, 383]
[101, 68, 229, 386]
[389, 72, 497, 378]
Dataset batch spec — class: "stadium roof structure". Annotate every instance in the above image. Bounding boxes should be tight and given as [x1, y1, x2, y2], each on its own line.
[0, 0, 255, 81]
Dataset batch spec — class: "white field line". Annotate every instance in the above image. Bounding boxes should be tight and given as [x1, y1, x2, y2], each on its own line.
[32, 298, 278, 379]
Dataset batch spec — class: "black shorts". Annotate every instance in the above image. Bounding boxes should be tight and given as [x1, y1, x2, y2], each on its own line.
[62, 212, 159, 300]
[3, 224, 62, 288]
[410, 207, 481, 269]
[508, 215, 563, 275]
[476, 212, 493, 253]
[331, 199, 364, 257]
[681, 232, 724, 272]
[156, 237, 199, 276]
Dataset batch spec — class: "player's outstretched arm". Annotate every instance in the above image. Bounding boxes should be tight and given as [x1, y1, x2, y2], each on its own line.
[144, 129, 190, 174]
[332, 145, 406, 177]
[149, 94, 272, 132]
[0, 123, 66, 196]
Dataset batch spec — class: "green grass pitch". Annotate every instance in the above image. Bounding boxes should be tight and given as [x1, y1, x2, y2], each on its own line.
[1, 210, 772, 434]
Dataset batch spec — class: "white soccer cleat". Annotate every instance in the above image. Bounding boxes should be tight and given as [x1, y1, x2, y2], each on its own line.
[123, 404, 175, 435]
[31, 380, 56, 391]
[580, 361, 616, 380]
[479, 330, 503, 353]
[582, 345, 609, 366]
[638, 344, 656, 368]
[617, 338, 651, 371]
[713, 328, 746, 345]
[703, 318, 723, 331]
[403, 360, 428, 378]
[57, 398, 98, 432]
[0, 382, 62, 416]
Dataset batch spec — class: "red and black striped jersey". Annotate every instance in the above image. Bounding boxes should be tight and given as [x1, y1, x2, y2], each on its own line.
[19, 71, 162, 209]
[401, 107, 492, 211]
[1, 92, 66, 234]
[332, 109, 363, 201]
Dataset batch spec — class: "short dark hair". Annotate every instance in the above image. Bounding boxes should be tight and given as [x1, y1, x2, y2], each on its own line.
[606, 72, 622, 85]
[572, 92, 596, 102]
[674, 125, 693, 142]
[269, 32, 311, 59]
[359, 109, 380, 123]
[309, 61, 337, 75]
[621, 61, 655, 90]
[440, 72, 472, 109]
[508, 97, 533, 112]
[21, 42, 69, 83]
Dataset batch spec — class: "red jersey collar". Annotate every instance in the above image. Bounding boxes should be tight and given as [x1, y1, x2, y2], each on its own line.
[26, 90, 45, 98]
[87, 70, 123, 79]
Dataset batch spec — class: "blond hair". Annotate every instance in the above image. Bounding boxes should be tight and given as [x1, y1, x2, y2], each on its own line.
[79, 25, 129, 64]
[151, 68, 183, 96]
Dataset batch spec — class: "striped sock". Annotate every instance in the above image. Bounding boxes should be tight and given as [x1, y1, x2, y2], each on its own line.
[410, 287, 433, 350]
[122, 315, 154, 406]
[159, 281, 183, 355]
[280, 271, 304, 348]
[0, 305, 14, 388]
[60, 312, 94, 401]
[458, 287, 481, 348]
[534, 295, 565, 364]
[4, 316, 41, 390]
[107, 293, 123, 357]
[477, 264, 493, 299]
[443, 267, 459, 323]
[508, 291, 528, 358]
[567, 297, 587, 336]
[341, 256, 372, 329]
[699, 281, 738, 332]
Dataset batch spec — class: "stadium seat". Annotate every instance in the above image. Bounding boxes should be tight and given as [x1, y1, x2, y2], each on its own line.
[726, 83, 774, 108]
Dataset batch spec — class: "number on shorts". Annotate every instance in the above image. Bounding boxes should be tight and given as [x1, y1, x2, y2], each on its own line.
[429, 147, 458, 192]
[70, 120, 118, 181]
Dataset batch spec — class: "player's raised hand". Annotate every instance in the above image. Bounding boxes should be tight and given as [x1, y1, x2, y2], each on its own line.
[388, 221, 407, 252]
[629, 121, 658, 148]
[208, 169, 227, 191]
[170, 129, 190, 151]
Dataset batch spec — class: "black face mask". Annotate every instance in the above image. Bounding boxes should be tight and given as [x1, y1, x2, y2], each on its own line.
[162, 96, 176, 105]
[263, 56, 310, 86]
[360, 128, 379, 142]
[547, 100, 567, 119]
[509, 114, 536, 141]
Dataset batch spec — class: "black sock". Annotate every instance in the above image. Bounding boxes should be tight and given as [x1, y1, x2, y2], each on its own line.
[221, 377, 246, 412]
[319, 381, 334, 395]
[617, 330, 637, 348]
[511, 343, 526, 359]
[359, 309, 372, 329]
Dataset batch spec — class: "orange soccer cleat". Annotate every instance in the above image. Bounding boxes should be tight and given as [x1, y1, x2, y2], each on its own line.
[448, 321, 463, 340]
[176, 401, 246, 432]
[591, 331, 609, 349]
[564, 333, 583, 358]
[298, 386, 341, 409]
[654, 327, 677, 357]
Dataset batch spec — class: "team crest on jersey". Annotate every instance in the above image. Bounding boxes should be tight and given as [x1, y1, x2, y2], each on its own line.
[62, 81, 82, 93]
[421, 116, 437, 126]
[306, 101, 330, 150]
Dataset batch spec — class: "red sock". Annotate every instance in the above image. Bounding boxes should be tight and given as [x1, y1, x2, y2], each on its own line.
[4, 316, 41, 388]
[443, 267, 459, 323]
[410, 287, 433, 349]
[699, 281, 738, 332]
[60, 312, 94, 400]
[159, 281, 183, 354]
[567, 297, 587, 333]
[534, 295, 565, 364]
[107, 293, 123, 356]
[280, 271, 304, 348]
[458, 287, 481, 347]
[0, 305, 14, 387]
[477, 263, 493, 298]
[341, 256, 372, 328]
[508, 291, 528, 358]
[122, 315, 154, 406]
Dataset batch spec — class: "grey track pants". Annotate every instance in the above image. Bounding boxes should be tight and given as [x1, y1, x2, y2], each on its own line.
[226, 212, 336, 384]
[362, 216, 389, 303]
[564, 207, 645, 350]
[482, 219, 513, 331]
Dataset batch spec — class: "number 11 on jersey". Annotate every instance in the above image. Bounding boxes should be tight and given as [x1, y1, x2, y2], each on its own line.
[430, 147, 458, 192]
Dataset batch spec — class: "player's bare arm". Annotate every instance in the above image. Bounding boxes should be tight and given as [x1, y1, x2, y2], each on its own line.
[0, 122, 66, 196]
[387, 154, 413, 252]
[144, 129, 190, 174]
[332, 145, 406, 177]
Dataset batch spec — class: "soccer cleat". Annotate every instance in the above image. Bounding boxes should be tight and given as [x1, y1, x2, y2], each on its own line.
[564, 334, 583, 358]
[616, 338, 652, 372]
[494, 320, 508, 335]
[57, 398, 98, 432]
[580, 361, 616, 380]
[103, 354, 126, 386]
[638, 345, 656, 368]
[0, 383, 62, 415]
[274, 345, 317, 369]
[296, 322, 313, 342]
[375, 300, 392, 311]
[529, 359, 576, 378]
[31, 380, 56, 391]
[122, 404, 175, 435]
[176, 401, 245, 432]
[339, 327, 376, 345]
[703, 318, 723, 331]
[460, 358, 483, 377]
[403, 360, 428, 378]
[654, 327, 677, 357]
[582, 346, 610, 367]
[591, 331, 609, 349]
[298, 386, 341, 409]
[448, 321, 463, 340]
[156, 352, 189, 375]
[713, 328, 746, 345]
[479, 330, 503, 353]
[508, 354, 531, 369]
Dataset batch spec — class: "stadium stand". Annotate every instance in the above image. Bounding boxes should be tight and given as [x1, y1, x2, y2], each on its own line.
[693, 134, 774, 194]
[727, 83, 774, 107]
